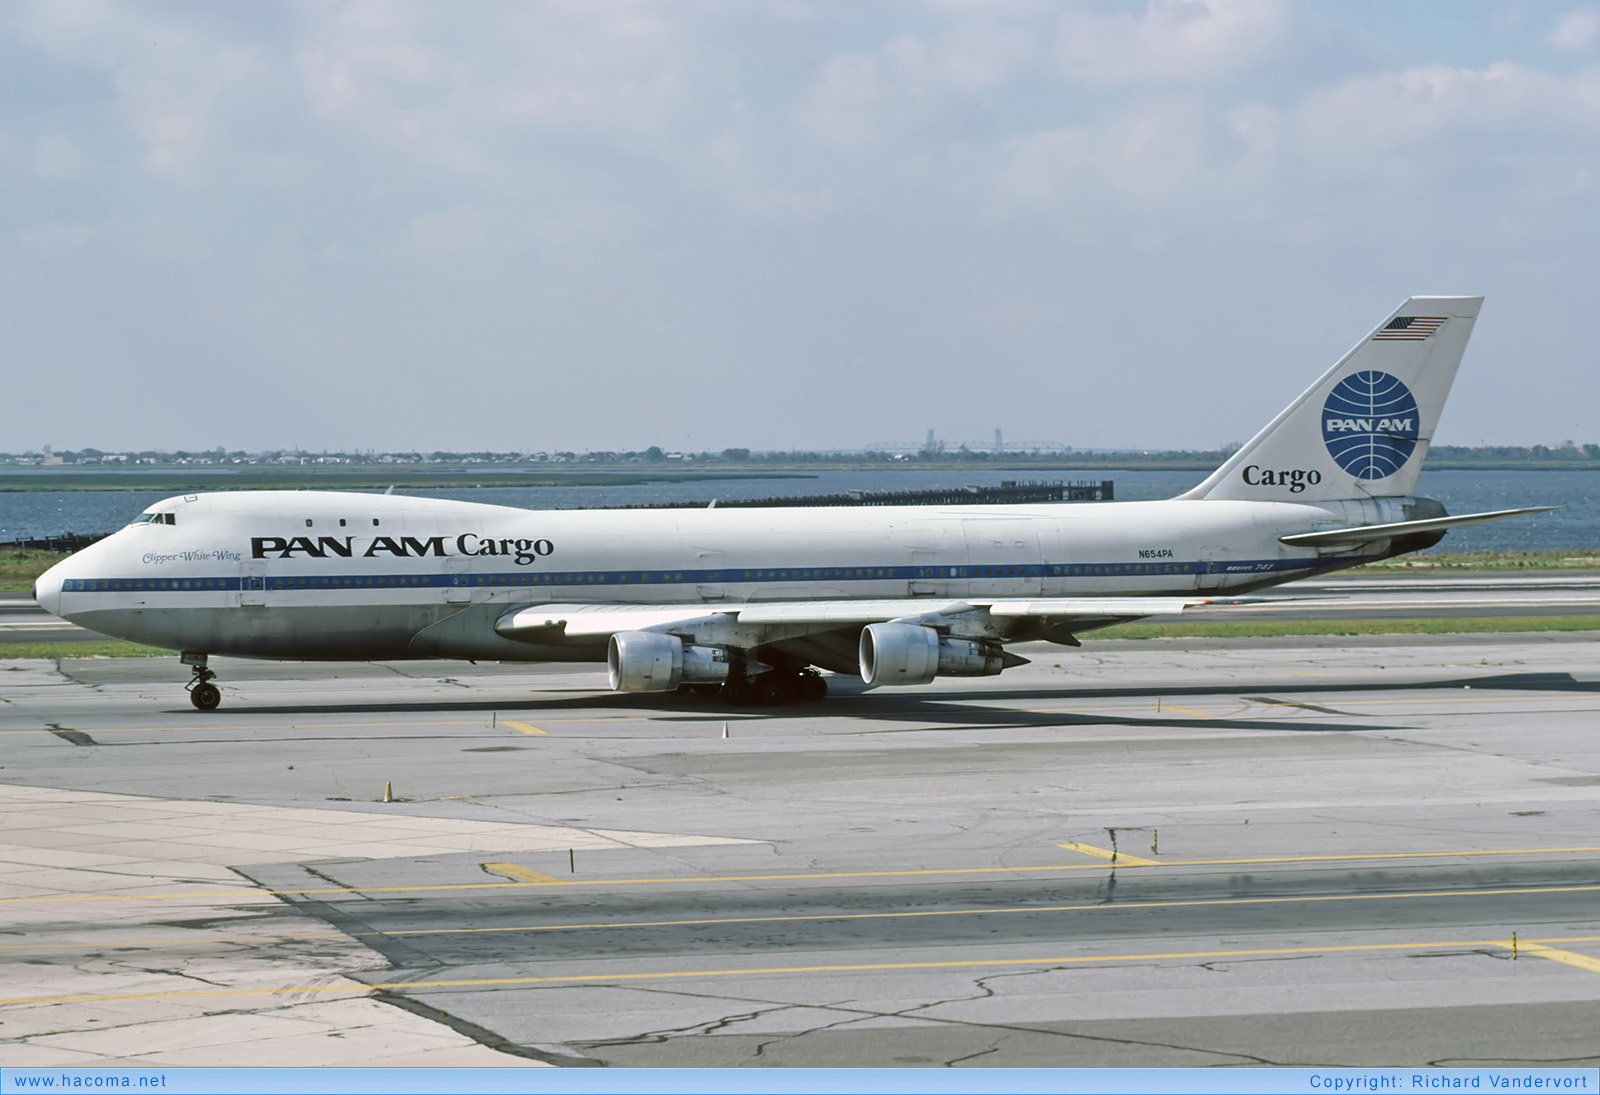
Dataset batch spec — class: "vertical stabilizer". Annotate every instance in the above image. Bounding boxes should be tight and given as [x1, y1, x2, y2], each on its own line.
[1181, 296, 1482, 502]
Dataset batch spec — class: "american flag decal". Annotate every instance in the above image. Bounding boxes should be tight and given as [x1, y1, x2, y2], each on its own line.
[1372, 316, 1446, 341]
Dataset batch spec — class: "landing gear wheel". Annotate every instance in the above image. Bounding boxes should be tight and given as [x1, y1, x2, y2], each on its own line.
[183, 654, 220, 711]
[721, 680, 757, 707]
[796, 671, 827, 703]
[190, 682, 221, 711]
[755, 675, 790, 706]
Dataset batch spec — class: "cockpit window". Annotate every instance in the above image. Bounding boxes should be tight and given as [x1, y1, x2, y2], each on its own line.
[129, 512, 176, 526]
[130, 513, 156, 525]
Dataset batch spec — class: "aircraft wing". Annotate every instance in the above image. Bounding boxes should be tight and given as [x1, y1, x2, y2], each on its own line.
[494, 596, 1247, 643]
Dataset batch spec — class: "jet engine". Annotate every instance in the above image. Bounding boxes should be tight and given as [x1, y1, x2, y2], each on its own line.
[857, 622, 1007, 686]
[607, 631, 731, 693]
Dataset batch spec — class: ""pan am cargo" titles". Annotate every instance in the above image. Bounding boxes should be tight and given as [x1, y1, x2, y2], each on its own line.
[251, 534, 555, 565]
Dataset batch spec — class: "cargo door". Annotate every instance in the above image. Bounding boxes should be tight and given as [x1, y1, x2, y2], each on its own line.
[902, 519, 960, 596]
[962, 519, 1043, 597]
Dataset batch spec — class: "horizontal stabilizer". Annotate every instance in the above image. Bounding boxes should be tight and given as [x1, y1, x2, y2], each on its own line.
[1278, 506, 1556, 548]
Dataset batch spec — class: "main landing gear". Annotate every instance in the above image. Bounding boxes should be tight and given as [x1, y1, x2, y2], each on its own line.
[720, 668, 827, 707]
[182, 652, 221, 711]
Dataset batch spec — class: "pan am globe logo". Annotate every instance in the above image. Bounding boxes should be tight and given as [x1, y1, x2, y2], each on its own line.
[1321, 371, 1420, 479]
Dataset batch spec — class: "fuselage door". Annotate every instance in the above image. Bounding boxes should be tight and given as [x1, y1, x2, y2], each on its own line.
[962, 518, 1043, 597]
[1196, 543, 1231, 590]
[904, 519, 959, 596]
[694, 547, 728, 602]
[445, 556, 471, 603]
[240, 561, 267, 607]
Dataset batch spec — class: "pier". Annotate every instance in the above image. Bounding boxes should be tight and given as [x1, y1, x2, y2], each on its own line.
[636, 479, 1113, 509]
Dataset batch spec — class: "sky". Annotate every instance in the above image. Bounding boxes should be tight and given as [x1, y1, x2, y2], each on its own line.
[3, 0, 1599, 455]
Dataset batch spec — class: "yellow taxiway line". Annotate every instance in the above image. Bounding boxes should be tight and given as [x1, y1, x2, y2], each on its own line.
[7, 882, 1599, 955]
[5, 935, 1598, 1008]
[1520, 943, 1600, 974]
[482, 862, 561, 884]
[1058, 843, 1160, 866]
[6, 845, 1600, 905]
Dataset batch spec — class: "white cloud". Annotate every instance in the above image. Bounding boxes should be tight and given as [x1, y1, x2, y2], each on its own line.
[994, 125, 1092, 201]
[1224, 102, 1275, 157]
[17, 221, 94, 257]
[297, 42, 435, 119]
[882, 26, 1038, 93]
[407, 204, 494, 256]
[1551, 6, 1599, 51]
[795, 51, 887, 144]
[1298, 62, 1600, 159]
[797, 23, 1039, 147]
[30, 134, 84, 177]
[1055, 0, 1288, 85]
[526, 200, 629, 246]
[6, 3, 1600, 450]
[994, 97, 1207, 203]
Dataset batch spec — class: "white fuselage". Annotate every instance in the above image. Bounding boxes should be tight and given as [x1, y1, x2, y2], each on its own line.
[35, 490, 1418, 662]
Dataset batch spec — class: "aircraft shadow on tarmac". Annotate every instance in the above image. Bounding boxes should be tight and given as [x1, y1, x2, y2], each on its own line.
[209, 668, 1593, 728]
[147, 683, 1556, 735]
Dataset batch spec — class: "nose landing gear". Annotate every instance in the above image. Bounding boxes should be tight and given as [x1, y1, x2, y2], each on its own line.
[182, 652, 221, 711]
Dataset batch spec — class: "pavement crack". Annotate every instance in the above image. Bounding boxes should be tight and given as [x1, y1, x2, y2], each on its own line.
[233, 864, 442, 973]
[371, 992, 599, 1066]
[130, 966, 228, 988]
[1097, 868, 1118, 904]
[892, 967, 1283, 1065]
[945, 1038, 1004, 1066]
[585, 1005, 799, 1050]
[748, 1003, 898, 1061]
[46, 723, 99, 746]
[1243, 695, 1352, 716]
[1433, 1053, 1600, 1066]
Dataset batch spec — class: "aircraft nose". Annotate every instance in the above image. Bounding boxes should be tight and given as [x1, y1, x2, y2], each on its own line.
[34, 560, 66, 618]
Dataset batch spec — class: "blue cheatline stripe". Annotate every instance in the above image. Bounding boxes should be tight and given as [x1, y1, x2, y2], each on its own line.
[56, 554, 1376, 596]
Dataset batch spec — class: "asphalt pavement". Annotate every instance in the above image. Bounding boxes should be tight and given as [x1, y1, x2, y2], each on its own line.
[2, 634, 1598, 1065]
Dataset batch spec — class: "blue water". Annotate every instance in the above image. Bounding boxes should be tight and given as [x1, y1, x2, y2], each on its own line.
[0, 468, 1592, 553]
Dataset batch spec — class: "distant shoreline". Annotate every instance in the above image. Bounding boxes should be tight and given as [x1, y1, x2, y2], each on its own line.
[0, 470, 816, 492]
[2, 460, 1597, 491]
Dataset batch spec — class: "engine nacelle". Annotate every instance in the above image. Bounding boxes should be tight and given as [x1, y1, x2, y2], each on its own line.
[858, 623, 1007, 686]
[607, 632, 731, 692]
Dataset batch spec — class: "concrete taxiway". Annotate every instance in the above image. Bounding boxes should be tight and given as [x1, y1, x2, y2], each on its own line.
[2, 633, 1599, 1066]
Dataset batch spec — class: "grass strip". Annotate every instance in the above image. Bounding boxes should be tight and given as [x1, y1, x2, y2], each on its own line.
[1356, 550, 1600, 571]
[0, 642, 172, 659]
[1091, 616, 1600, 640]
[0, 549, 63, 592]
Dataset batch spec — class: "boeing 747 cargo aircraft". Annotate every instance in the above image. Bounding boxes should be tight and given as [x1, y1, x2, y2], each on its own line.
[35, 296, 1548, 710]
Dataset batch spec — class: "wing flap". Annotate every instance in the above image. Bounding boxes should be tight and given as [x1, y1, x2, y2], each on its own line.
[982, 597, 1233, 618]
[495, 595, 1242, 643]
[495, 603, 738, 641]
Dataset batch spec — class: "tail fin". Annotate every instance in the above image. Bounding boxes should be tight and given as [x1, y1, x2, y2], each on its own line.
[1181, 296, 1482, 502]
